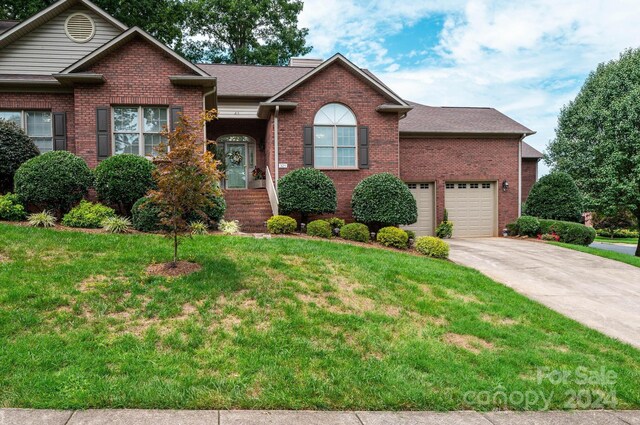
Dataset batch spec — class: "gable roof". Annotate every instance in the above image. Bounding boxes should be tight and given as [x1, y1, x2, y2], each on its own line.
[266, 54, 410, 106]
[400, 101, 535, 136]
[197, 63, 312, 97]
[0, 0, 127, 50]
[60, 26, 208, 76]
[522, 142, 544, 159]
[0, 21, 19, 35]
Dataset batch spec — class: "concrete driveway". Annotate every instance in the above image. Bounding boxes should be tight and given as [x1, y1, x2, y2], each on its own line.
[448, 238, 640, 349]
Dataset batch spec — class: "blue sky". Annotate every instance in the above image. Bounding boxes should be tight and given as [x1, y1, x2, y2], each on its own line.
[299, 0, 640, 174]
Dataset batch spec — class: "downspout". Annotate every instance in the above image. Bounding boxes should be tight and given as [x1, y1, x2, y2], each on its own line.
[518, 133, 524, 217]
[274, 105, 280, 190]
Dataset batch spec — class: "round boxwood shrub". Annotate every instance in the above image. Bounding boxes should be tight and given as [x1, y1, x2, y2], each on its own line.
[94, 154, 155, 213]
[131, 197, 162, 232]
[278, 168, 337, 223]
[340, 222, 370, 242]
[0, 119, 39, 192]
[62, 200, 116, 228]
[415, 236, 449, 259]
[14, 151, 93, 215]
[0, 192, 26, 221]
[524, 172, 583, 222]
[267, 215, 297, 234]
[306, 219, 332, 238]
[187, 192, 226, 224]
[376, 226, 409, 249]
[516, 215, 541, 237]
[351, 173, 417, 231]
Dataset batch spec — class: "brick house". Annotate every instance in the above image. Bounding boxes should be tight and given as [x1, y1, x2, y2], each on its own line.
[0, 0, 538, 236]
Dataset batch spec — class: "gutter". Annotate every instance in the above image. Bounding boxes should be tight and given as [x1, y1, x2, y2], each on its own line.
[274, 105, 280, 191]
[518, 133, 525, 217]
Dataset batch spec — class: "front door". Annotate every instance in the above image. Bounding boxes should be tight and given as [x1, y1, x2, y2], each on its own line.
[225, 143, 248, 189]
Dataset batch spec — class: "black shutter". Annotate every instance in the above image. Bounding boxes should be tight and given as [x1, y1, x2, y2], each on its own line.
[303, 125, 313, 167]
[52, 112, 66, 151]
[358, 126, 369, 169]
[170, 106, 183, 131]
[96, 107, 109, 160]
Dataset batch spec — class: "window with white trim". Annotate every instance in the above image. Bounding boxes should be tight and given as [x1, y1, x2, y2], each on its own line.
[112, 106, 168, 157]
[313, 103, 357, 168]
[0, 110, 53, 152]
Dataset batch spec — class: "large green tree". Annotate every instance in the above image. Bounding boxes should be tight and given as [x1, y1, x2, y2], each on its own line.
[546, 48, 640, 256]
[183, 0, 312, 64]
[0, 0, 186, 49]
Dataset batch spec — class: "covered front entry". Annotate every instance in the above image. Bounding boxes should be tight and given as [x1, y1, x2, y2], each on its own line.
[402, 182, 435, 236]
[445, 182, 497, 237]
[216, 135, 257, 189]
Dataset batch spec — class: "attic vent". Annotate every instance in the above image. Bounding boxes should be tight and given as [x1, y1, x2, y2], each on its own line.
[64, 13, 95, 43]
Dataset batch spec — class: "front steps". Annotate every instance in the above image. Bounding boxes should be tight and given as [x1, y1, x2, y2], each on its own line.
[223, 189, 273, 233]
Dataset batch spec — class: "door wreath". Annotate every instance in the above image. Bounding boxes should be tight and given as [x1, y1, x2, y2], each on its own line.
[226, 149, 244, 165]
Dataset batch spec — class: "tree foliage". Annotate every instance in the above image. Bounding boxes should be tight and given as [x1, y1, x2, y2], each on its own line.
[523, 172, 583, 222]
[546, 48, 640, 255]
[148, 110, 223, 266]
[0, 0, 185, 48]
[184, 0, 311, 64]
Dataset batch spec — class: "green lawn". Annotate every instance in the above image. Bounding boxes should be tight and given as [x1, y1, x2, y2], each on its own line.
[551, 241, 640, 268]
[595, 236, 639, 245]
[0, 223, 639, 411]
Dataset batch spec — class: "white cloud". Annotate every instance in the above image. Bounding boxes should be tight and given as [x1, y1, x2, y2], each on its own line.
[300, 0, 640, 174]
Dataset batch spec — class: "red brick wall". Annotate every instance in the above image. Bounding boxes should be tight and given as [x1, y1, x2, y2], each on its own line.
[74, 36, 203, 167]
[521, 158, 539, 204]
[399, 137, 521, 232]
[273, 62, 400, 217]
[0, 93, 75, 152]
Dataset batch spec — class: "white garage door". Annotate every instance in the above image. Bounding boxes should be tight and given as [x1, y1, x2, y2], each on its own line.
[445, 182, 496, 238]
[402, 183, 434, 236]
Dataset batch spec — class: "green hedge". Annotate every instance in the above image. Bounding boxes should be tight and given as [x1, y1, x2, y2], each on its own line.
[267, 215, 297, 234]
[0, 119, 39, 192]
[94, 154, 155, 213]
[307, 219, 332, 238]
[351, 173, 417, 229]
[340, 223, 370, 242]
[516, 216, 541, 237]
[131, 197, 162, 232]
[0, 193, 26, 221]
[376, 226, 408, 249]
[523, 172, 583, 222]
[415, 236, 449, 259]
[278, 168, 337, 222]
[539, 219, 596, 246]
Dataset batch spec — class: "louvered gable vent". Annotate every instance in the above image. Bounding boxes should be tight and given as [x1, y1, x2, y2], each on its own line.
[65, 13, 95, 43]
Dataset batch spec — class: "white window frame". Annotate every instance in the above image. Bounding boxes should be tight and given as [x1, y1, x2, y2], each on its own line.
[111, 106, 169, 158]
[0, 110, 53, 152]
[313, 104, 358, 170]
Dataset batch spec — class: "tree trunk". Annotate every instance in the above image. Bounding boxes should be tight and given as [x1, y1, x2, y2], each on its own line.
[173, 229, 178, 266]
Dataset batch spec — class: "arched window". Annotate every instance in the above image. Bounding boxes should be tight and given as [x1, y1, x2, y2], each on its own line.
[314, 103, 357, 168]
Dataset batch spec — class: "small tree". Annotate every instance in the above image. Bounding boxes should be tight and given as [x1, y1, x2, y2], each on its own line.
[147, 109, 222, 267]
[351, 173, 417, 231]
[523, 172, 583, 222]
[0, 119, 39, 193]
[278, 168, 337, 224]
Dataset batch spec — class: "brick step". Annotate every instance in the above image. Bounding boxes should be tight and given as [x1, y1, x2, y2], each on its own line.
[223, 189, 273, 233]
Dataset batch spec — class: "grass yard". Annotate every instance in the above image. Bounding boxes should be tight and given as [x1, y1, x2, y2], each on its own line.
[595, 236, 639, 245]
[551, 241, 640, 268]
[0, 223, 639, 411]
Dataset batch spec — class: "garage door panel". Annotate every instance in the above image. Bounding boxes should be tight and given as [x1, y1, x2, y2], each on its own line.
[402, 182, 434, 237]
[445, 182, 496, 238]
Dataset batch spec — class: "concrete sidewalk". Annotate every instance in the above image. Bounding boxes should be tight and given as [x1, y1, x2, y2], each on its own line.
[2, 409, 639, 425]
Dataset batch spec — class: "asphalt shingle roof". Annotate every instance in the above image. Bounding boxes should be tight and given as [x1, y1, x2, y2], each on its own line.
[522, 142, 544, 158]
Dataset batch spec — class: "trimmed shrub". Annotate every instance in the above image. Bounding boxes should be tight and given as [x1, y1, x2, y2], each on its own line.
[94, 154, 155, 213]
[27, 211, 56, 227]
[187, 192, 226, 224]
[0, 192, 26, 221]
[267, 215, 297, 234]
[101, 216, 132, 233]
[506, 222, 519, 236]
[539, 219, 596, 246]
[131, 197, 162, 232]
[278, 168, 337, 223]
[524, 172, 583, 222]
[0, 119, 39, 192]
[596, 228, 639, 239]
[352, 173, 417, 230]
[14, 151, 93, 215]
[340, 222, 370, 242]
[376, 226, 408, 249]
[62, 200, 116, 228]
[516, 215, 541, 237]
[415, 236, 450, 259]
[307, 219, 332, 238]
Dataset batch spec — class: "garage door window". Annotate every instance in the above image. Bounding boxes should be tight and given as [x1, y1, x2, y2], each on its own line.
[458, 183, 467, 189]
[446, 183, 455, 189]
[482, 183, 491, 189]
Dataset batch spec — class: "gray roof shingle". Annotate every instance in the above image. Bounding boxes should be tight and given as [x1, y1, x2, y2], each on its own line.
[522, 142, 544, 158]
[400, 101, 534, 136]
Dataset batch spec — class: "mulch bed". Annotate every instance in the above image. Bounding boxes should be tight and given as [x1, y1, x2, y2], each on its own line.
[146, 261, 202, 277]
